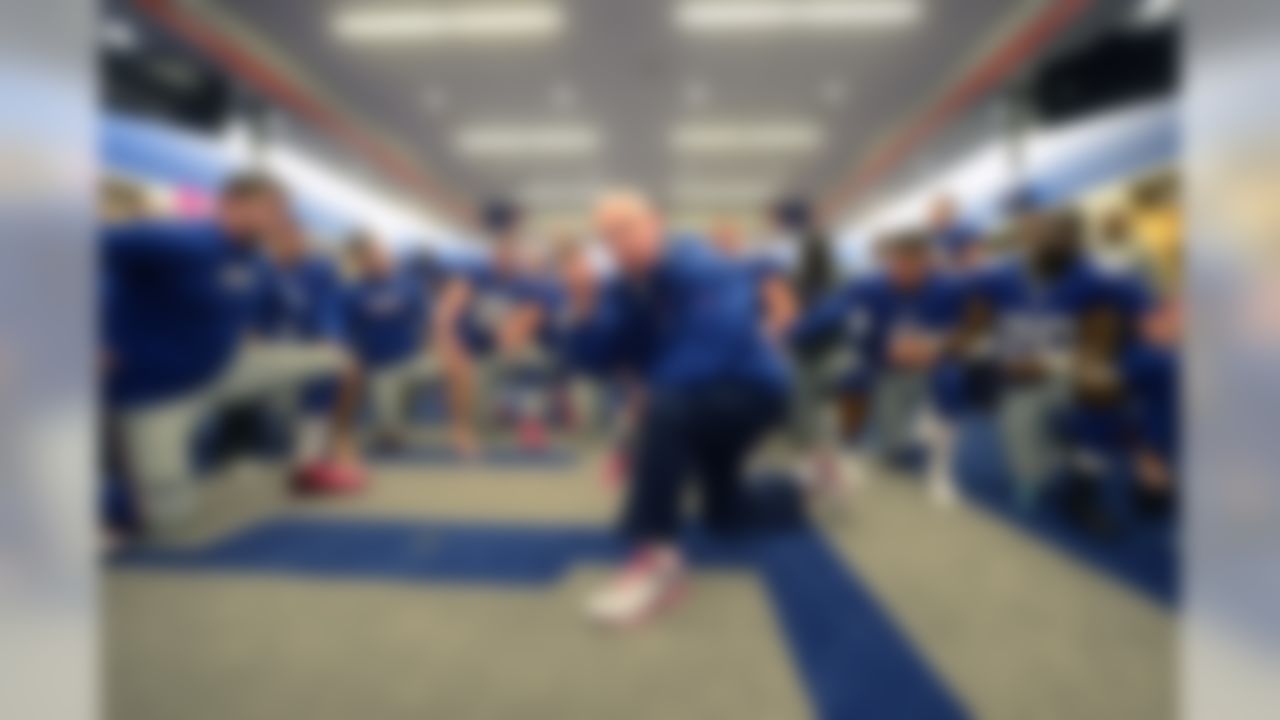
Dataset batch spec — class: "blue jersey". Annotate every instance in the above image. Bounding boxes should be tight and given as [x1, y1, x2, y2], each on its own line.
[449, 258, 543, 355]
[260, 256, 345, 342]
[793, 272, 961, 372]
[984, 259, 1151, 360]
[344, 270, 427, 369]
[566, 238, 788, 393]
[519, 276, 572, 351]
[740, 250, 787, 283]
[103, 220, 274, 408]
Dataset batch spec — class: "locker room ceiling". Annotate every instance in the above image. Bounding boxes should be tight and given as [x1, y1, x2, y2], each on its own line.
[131, 0, 1152, 229]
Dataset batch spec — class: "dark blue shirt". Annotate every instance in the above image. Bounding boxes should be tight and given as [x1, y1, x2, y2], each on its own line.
[260, 256, 345, 342]
[344, 270, 427, 369]
[566, 238, 788, 393]
[448, 258, 543, 355]
[984, 258, 1151, 360]
[103, 220, 274, 408]
[792, 272, 961, 373]
[520, 276, 572, 351]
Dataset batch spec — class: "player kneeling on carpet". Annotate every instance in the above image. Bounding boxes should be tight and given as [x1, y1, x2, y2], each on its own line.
[433, 202, 557, 457]
[343, 231, 436, 456]
[103, 174, 354, 535]
[984, 209, 1154, 532]
[791, 230, 964, 505]
[561, 191, 791, 626]
[257, 222, 365, 495]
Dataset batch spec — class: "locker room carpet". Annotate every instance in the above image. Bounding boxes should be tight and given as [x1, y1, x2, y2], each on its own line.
[105, 450, 1173, 720]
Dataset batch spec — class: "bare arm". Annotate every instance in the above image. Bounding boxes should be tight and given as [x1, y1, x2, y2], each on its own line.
[433, 277, 473, 369]
[432, 277, 479, 452]
[498, 303, 543, 358]
[761, 275, 799, 342]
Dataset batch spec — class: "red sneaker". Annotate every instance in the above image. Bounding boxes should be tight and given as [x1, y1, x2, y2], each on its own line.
[517, 418, 550, 453]
[295, 461, 367, 495]
[601, 450, 628, 491]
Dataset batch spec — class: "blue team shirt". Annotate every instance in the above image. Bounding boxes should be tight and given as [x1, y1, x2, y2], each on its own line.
[103, 220, 275, 408]
[567, 238, 788, 393]
[344, 270, 428, 369]
[792, 272, 961, 375]
[741, 251, 787, 282]
[449, 258, 544, 355]
[982, 258, 1151, 360]
[260, 256, 345, 342]
[519, 276, 572, 351]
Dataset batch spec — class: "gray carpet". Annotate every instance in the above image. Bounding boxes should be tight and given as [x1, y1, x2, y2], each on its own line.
[105, 451, 1173, 719]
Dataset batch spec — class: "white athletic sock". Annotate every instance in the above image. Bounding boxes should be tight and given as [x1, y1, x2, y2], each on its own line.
[920, 412, 957, 507]
[293, 417, 328, 465]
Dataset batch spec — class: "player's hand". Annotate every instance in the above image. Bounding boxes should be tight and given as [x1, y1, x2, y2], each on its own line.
[497, 320, 531, 358]
[1135, 449, 1172, 494]
[1074, 355, 1121, 404]
[888, 335, 936, 370]
[561, 255, 598, 320]
[1004, 356, 1048, 383]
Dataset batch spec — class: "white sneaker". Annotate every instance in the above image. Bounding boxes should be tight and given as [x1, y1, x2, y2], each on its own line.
[585, 548, 687, 626]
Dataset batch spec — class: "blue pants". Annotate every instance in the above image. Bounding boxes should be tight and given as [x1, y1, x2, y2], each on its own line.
[623, 380, 787, 543]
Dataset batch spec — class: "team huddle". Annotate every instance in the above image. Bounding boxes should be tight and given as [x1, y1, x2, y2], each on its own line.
[101, 173, 1178, 625]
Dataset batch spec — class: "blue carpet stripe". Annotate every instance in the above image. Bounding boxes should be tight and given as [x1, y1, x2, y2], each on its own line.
[115, 518, 968, 719]
[756, 532, 969, 720]
[955, 418, 1178, 606]
[367, 445, 576, 467]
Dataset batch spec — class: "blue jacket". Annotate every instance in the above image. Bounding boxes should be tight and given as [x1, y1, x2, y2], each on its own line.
[792, 271, 962, 373]
[448, 258, 544, 355]
[103, 220, 274, 408]
[981, 258, 1151, 359]
[344, 270, 428, 369]
[259, 256, 345, 342]
[566, 238, 788, 393]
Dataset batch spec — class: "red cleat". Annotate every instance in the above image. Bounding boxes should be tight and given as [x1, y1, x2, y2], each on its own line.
[294, 461, 368, 495]
[517, 418, 550, 453]
[601, 450, 629, 491]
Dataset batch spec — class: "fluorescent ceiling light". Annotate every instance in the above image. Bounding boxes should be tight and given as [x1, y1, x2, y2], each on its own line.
[677, 0, 924, 35]
[333, 3, 563, 44]
[520, 181, 599, 206]
[672, 121, 823, 154]
[674, 179, 779, 203]
[456, 123, 601, 158]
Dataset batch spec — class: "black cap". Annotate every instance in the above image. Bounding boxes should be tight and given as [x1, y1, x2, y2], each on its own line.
[481, 199, 523, 235]
[1004, 185, 1044, 216]
[773, 197, 812, 231]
